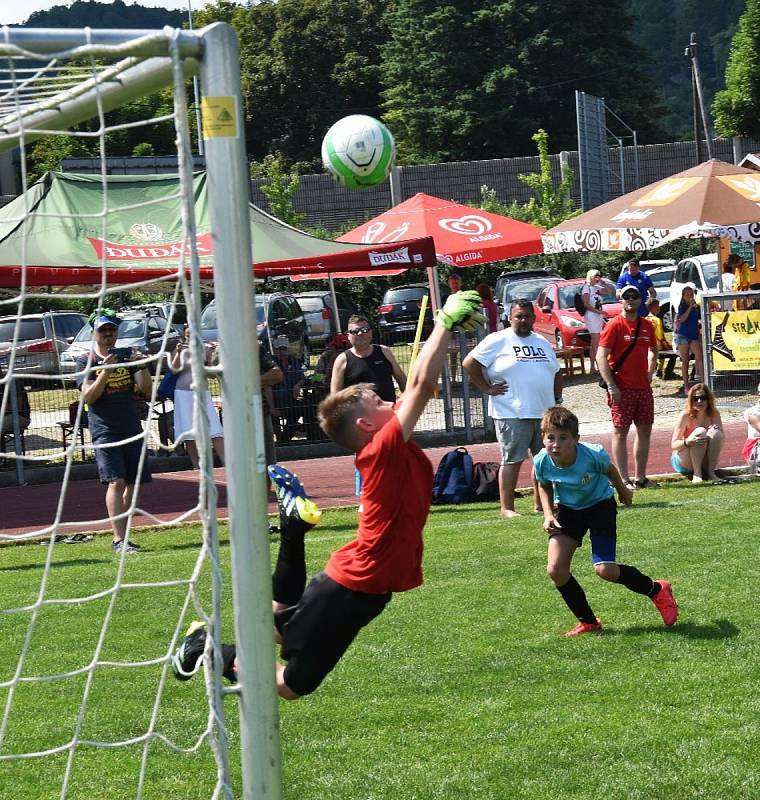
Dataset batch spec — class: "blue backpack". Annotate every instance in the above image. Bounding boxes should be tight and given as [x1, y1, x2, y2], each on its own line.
[432, 447, 476, 504]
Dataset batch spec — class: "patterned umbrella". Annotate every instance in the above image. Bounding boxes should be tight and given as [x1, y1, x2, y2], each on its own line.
[542, 159, 760, 253]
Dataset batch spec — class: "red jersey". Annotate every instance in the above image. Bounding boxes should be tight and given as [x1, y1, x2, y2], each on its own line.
[599, 314, 655, 391]
[325, 416, 434, 594]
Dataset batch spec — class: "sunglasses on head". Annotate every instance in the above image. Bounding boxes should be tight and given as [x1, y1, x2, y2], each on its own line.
[348, 326, 370, 335]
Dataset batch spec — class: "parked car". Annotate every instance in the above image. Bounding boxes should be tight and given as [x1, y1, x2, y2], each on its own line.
[494, 268, 561, 318]
[377, 283, 447, 344]
[618, 259, 677, 330]
[0, 310, 87, 384]
[667, 254, 721, 330]
[533, 278, 622, 349]
[200, 292, 308, 363]
[120, 301, 187, 333]
[60, 308, 182, 381]
[498, 276, 559, 323]
[293, 290, 357, 350]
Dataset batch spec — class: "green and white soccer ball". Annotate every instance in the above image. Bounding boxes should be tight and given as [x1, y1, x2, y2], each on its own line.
[321, 115, 396, 190]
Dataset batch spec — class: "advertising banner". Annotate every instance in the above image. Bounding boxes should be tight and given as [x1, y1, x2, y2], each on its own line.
[710, 309, 760, 371]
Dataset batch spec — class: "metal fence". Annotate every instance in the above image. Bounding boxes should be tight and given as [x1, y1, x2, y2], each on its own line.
[0, 335, 490, 483]
[702, 290, 760, 396]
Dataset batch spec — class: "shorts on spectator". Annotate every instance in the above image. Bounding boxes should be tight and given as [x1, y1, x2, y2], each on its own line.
[553, 498, 617, 564]
[671, 451, 693, 476]
[584, 311, 604, 334]
[675, 334, 699, 348]
[94, 437, 152, 485]
[495, 417, 543, 463]
[280, 571, 391, 696]
[607, 387, 654, 428]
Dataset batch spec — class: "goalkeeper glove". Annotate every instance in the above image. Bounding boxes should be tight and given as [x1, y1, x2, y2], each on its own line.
[436, 290, 487, 331]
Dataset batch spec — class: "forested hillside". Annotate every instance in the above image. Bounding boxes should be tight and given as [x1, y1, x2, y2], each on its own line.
[627, 0, 743, 137]
[6, 0, 748, 165]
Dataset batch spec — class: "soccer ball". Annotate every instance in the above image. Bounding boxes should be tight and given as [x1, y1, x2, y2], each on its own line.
[321, 115, 396, 190]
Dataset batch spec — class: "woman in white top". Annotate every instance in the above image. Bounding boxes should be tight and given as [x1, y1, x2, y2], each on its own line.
[168, 328, 225, 469]
[580, 269, 612, 373]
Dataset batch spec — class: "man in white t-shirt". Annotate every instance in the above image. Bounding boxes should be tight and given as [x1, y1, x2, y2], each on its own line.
[463, 300, 562, 519]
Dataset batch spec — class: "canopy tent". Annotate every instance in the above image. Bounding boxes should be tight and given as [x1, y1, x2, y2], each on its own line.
[0, 171, 436, 288]
[542, 159, 760, 254]
[338, 192, 545, 268]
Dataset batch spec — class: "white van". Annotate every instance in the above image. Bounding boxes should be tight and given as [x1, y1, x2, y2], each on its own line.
[668, 254, 721, 329]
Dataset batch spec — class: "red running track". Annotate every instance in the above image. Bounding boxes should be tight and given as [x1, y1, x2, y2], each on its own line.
[0, 420, 748, 539]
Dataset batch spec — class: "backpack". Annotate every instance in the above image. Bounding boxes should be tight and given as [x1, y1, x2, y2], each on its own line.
[472, 461, 500, 501]
[432, 447, 476, 504]
[573, 290, 587, 315]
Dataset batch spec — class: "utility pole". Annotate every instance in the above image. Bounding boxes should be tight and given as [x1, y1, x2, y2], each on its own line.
[685, 32, 713, 163]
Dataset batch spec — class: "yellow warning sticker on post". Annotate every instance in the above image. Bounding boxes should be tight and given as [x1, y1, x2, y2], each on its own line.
[201, 96, 238, 139]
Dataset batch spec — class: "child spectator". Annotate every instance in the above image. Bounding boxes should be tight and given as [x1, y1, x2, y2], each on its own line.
[670, 384, 724, 483]
[533, 406, 678, 637]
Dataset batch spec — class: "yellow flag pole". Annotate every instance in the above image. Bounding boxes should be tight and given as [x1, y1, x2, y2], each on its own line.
[407, 293, 429, 383]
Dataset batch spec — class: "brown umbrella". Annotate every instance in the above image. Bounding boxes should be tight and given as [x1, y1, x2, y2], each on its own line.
[542, 159, 760, 253]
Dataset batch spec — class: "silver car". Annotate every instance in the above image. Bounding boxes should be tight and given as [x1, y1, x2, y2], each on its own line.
[0, 311, 87, 385]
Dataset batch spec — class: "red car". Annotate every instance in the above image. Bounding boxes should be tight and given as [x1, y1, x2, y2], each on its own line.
[532, 278, 622, 349]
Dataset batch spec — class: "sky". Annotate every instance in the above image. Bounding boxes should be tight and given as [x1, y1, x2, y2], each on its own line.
[2, 0, 214, 26]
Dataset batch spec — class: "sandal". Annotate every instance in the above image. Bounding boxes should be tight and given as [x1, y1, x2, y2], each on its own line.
[634, 478, 659, 489]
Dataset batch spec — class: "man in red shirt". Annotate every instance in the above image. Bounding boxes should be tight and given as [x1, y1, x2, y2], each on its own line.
[596, 285, 659, 490]
[172, 291, 485, 698]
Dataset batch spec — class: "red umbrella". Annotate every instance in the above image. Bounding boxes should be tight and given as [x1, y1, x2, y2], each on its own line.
[338, 193, 544, 268]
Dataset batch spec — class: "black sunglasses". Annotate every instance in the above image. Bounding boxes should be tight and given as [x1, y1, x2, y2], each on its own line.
[348, 326, 370, 335]
[693, 395, 707, 401]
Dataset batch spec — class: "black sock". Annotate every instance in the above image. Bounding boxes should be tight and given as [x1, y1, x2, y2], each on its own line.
[221, 644, 237, 683]
[271, 526, 306, 605]
[557, 575, 596, 623]
[616, 564, 657, 596]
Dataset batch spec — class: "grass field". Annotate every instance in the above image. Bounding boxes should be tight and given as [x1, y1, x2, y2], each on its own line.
[1, 481, 758, 799]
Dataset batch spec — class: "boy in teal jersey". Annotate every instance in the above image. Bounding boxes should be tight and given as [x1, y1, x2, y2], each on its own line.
[533, 406, 678, 636]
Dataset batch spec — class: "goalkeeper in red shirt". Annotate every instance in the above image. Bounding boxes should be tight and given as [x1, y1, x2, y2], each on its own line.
[172, 291, 485, 698]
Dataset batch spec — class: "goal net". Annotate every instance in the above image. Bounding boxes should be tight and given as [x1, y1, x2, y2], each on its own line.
[0, 24, 280, 800]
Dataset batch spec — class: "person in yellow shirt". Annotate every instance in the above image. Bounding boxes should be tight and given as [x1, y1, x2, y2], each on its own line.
[646, 298, 676, 379]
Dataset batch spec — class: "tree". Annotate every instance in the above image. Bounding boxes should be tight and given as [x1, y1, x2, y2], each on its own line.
[382, 0, 667, 163]
[713, 0, 760, 138]
[518, 130, 576, 230]
[252, 154, 303, 227]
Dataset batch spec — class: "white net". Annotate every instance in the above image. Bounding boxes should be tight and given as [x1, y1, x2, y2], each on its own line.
[0, 27, 254, 800]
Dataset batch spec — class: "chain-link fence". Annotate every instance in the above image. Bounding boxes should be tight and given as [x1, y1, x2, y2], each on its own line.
[0, 336, 491, 483]
[702, 290, 760, 397]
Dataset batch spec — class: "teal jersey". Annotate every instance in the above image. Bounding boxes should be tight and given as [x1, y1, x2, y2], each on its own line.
[533, 441, 613, 510]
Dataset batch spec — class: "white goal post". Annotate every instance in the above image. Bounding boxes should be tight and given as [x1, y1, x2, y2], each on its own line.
[0, 23, 281, 800]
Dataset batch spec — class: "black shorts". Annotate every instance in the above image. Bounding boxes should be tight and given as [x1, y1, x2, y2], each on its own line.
[94, 438, 152, 486]
[555, 497, 617, 565]
[279, 571, 391, 696]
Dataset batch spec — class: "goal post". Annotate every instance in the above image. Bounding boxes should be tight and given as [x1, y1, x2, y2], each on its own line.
[0, 22, 281, 800]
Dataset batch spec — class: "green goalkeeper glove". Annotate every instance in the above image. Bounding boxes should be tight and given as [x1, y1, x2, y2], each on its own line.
[436, 290, 487, 331]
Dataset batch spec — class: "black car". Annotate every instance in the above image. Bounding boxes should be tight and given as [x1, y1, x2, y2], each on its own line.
[377, 283, 447, 344]
[494, 268, 561, 318]
[200, 292, 308, 363]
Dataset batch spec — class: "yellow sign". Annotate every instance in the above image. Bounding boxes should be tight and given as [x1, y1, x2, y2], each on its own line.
[633, 177, 702, 207]
[201, 96, 238, 139]
[710, 309, 760, 371]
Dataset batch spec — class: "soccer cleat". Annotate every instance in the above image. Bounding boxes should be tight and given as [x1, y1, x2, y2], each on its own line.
[112, 539, 140, 553]
[267, 464, 321, 527]
[651, 580, 679, 626]
[172, 621, 207, 681]
[565, 617, 602, 637]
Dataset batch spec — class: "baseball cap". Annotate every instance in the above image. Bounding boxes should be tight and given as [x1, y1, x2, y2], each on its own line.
[619, 286, 640, 299]
[92, 315, 120, 330]
[273, 334, 289, 349]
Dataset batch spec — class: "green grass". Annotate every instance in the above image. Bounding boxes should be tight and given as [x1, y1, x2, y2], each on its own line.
[1, 481, 759, 799]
